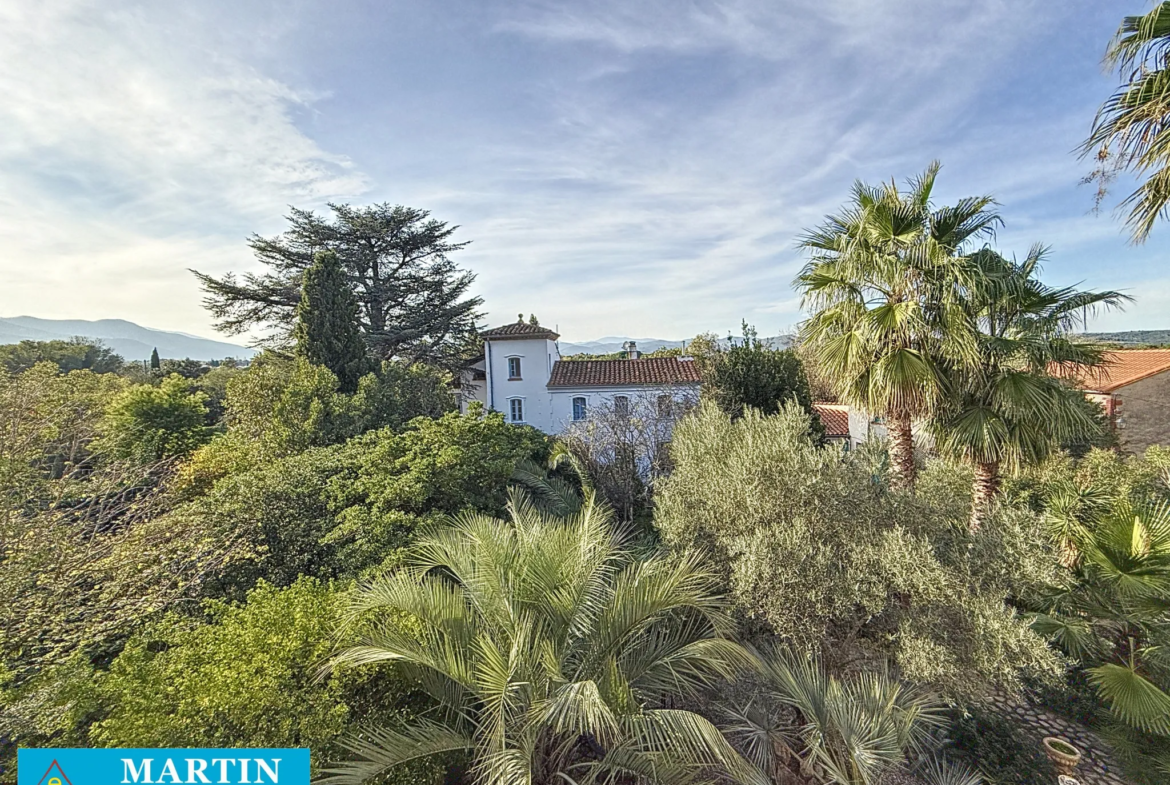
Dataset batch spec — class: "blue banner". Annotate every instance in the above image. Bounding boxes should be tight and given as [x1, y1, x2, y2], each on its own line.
[17, 749, 310, 785]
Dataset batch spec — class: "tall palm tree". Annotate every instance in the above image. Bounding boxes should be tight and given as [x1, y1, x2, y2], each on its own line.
[1085, 3, 1170, 242]
[796, 163, 999, 490]
[321, 490, 765, 785]
[930, 247, 1127, 529]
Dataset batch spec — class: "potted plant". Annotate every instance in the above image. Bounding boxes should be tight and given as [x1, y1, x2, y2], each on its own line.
[1043, 737, 1081, 776]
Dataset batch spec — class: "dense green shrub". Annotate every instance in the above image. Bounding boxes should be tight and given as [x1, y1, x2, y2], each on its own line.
[90, 578, 437, 783]
[947, 704, 1055, 785]
[97, 374, 210, 462]
[655, 402, 1061, 697]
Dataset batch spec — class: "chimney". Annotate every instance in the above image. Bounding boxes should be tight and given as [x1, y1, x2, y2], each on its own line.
[624, 341, 640, 360]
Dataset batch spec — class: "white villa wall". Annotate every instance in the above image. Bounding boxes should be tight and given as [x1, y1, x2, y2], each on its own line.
[484, 336, 561, 431]
[549, 386, 699, 434]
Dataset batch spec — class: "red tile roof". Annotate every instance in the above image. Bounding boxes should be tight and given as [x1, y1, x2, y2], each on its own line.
[548, 357, 702, 388]
[813, 403, 850, 438]
[1053, 349, 1170, 393]
[481, 320, 560, 340]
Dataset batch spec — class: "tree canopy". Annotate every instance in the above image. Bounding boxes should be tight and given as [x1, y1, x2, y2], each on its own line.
[194, 203, 483, 371]
[294, 250, 372, 393]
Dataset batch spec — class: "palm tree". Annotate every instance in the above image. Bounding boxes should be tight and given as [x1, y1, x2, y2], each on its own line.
[1085, 3, 1170, 242]
[1030, 495, 1170, 781]
[723, 649, 956, 785]
[930, 247, 1127, 529]
[796, 162, 999, 490]
[321, 490, 765, 785]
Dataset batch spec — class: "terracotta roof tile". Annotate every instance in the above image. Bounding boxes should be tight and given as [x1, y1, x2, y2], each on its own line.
[548, 358, 702, 387]
[1053, 349, 1170, 393]
[481, 321, 560, 340]
[813, 403, 850, 438]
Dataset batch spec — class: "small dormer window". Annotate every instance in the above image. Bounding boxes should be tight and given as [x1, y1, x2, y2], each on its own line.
[508, 357, 522, 380]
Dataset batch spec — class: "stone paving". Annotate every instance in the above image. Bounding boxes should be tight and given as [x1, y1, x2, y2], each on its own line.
[986, 693, 1131, 785]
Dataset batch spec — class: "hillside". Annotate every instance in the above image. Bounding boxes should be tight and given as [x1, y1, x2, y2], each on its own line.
[559, 334, 793, 356]
[1080, 330, 1170, 346]
[0, 316, 255, 361]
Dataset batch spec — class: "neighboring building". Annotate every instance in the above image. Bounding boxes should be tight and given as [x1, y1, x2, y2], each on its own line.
[812, 403, 852, 450]
[1059, 349, 1170, 453]
[462, 317, 702, 435]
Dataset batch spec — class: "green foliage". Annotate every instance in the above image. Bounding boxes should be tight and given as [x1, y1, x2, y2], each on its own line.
[97, 374, 210, 463]
[928, 247, 1126, 527]
[149, 347, 160, 370]
[92, 578, 345, 748]
[191, 362, 244, 425]
[946, 704, 1055, 785]
[158, 358, 209, 379]
[294, 250, 372, 394]
[654, 402, 1061, 697]
[0, 339, 124, 374]
[796, 162, 1001, 489]
[335, 405, 549, 520]
[704, 324, 822, 438]
[1084, 3, 1170, 242]
[725, 651, 948, 785]
[184, 353, 455, 488]
[324, 491, 763, 785]
[89, 578, 436, 782]
[195, 203, 483, 371]
[0, 363, 126, 506]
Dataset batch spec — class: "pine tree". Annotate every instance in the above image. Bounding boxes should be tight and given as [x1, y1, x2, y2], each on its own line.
[194, 203, 482, 371]
[149, 347, 160, 370]
[293, 250, 372, 393]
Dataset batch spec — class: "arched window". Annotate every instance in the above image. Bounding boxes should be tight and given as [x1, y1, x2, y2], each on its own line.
[572, 397, 587, 421]
[507, 356, 522, 380]
[508, 398, 524, 423]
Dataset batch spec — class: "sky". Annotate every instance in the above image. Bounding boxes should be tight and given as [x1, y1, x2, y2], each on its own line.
[0, 0, 1165, 344]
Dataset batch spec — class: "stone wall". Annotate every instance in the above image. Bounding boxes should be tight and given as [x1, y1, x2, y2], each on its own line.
[1116, 371, 1170, 453]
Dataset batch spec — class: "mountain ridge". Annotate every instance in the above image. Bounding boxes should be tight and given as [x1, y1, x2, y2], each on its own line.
[0, 316, 255, 361]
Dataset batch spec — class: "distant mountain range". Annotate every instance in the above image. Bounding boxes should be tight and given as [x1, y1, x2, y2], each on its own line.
[1080, 330, 1170, 346]
[0, 317, 255, 362]
[559, 335, 793, 356]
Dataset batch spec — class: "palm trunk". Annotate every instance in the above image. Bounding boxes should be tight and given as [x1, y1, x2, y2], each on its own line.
[970, 460, 1000, 532]
[887, 413, 916, 491]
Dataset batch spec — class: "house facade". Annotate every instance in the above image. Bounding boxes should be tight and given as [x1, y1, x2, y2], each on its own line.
[461, 318, 701, 435]
[1062, 349, 1170, 454]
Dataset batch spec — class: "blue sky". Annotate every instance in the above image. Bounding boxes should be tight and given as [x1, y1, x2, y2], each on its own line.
[0, 0, 1164, 343]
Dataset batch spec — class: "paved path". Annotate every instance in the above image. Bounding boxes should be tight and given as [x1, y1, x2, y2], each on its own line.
[986, 693, 1130, 785]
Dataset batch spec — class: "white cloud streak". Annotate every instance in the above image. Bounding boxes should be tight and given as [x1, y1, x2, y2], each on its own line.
[0, 0, 367, 333]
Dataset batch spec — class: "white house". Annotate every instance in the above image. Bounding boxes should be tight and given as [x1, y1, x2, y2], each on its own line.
[461, 317, 702, 435]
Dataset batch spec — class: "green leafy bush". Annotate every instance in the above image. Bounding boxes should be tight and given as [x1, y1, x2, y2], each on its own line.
[946, 705, 1055, 785]
[97, 374, 209, 462]
[655, 402, 1061, 697]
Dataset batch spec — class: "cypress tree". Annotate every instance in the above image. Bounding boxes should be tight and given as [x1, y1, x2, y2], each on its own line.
[149, 347, 160, 370]
[294, 250, 371, 393]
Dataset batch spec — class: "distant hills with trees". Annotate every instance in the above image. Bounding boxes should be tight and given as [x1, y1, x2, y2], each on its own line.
[1080, 330, 1170, 346]
[0, 316, 255, 361]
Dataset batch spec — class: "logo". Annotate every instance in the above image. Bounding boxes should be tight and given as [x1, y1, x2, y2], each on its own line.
[35, 761, 72, 785]
[17, 749, 310, 785]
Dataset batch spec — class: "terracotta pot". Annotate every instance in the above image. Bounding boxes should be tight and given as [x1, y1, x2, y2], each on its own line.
[1043, 737, 1081, 777]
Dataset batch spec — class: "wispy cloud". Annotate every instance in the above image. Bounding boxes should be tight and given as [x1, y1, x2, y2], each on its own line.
[0, 0, 367, 332]
[0, 0, 1156, 340]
